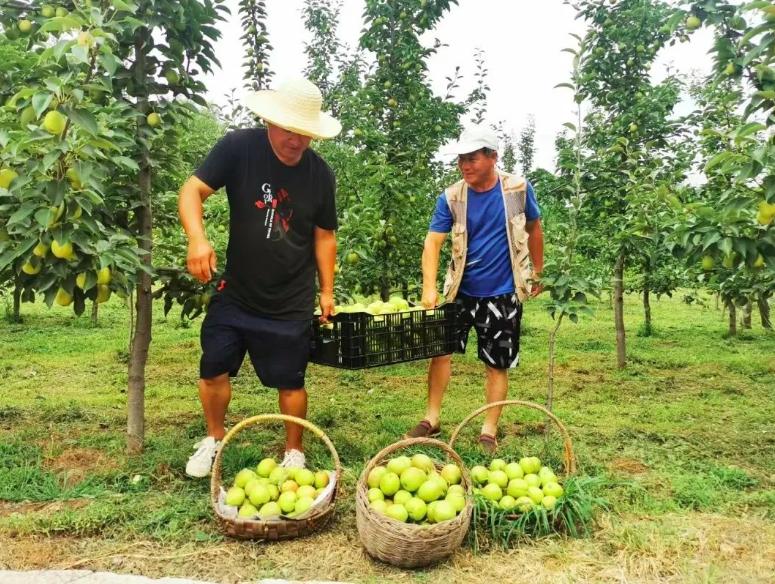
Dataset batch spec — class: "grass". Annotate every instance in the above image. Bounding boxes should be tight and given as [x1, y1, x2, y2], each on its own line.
[0, 290, 774, 582]
[469, 475, 610, 551]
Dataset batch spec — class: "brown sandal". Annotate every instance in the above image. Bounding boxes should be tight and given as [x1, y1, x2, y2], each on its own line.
[404, 419, 441, 439]
[478, 433, 498, 454]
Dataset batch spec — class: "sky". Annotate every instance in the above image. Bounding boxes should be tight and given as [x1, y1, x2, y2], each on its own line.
[204, 0, 717, 171]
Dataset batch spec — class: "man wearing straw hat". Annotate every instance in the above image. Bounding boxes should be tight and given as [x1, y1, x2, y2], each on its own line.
[405, 126, 544, 453]
[179, 77, 341, 478]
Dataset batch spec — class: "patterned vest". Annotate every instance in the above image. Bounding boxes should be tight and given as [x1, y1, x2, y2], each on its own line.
[441, 172, 533, 302]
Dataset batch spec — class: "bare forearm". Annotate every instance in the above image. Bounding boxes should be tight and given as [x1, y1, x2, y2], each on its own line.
[422, 240, 441, 291]
[179, 184, 207, 242]
[315, 232, 337, 292]
[179, 176, 217, 282]
[526, 220, 544, 274]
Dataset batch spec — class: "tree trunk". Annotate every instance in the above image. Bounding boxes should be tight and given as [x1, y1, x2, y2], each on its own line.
[727, 301, 737, 337]
[127, 29, 154, 455]
[742, 299, 752, 330]
[380, 276, 390, 302]
[91, 300, 98, 326]
[642, 287, 652, 336]
[12, 285, 21, 323]
[758, 292, 772, 329]
[614, 252, 626, 368]
[546, 315, 564, 414]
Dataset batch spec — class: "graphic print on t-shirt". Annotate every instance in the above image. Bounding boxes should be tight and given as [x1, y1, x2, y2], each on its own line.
[254, 182, 294, 240]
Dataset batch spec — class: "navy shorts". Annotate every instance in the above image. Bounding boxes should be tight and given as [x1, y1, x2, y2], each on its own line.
[199, 294, 311, 389]
[453, 292, 523, 369]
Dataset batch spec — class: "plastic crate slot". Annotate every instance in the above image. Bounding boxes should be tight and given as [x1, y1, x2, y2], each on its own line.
[310, 304, 456, 369]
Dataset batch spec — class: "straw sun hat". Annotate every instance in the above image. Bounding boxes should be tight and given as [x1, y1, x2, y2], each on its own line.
[244, 77, 342, 140]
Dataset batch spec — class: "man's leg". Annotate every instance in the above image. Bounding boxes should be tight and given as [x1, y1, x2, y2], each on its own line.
[199, 373, 232, 440]
[474, 293, 521, 440]
[482, 366, 508, 437]
[187, 373, 232, 477]
[279, 388, 308, 451]
[425, 354, 452, 427]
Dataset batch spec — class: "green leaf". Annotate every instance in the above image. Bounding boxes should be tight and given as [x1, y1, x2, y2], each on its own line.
[98, 52, 119, 76]
[740, 22, 770, 45]
[68, 109, 99, 135]
[701, 231, 721, 250]
[38, 16, 81, 34]
[734, 122, 765, 141]
[8, 203, 38, 226]
[121, 16, 146, 31]
[34, 208, 55, 228]
[32, 93, 54, 118]
[69, 45, 90, 65]
[704, 151, 732, 172]
[42, 151, 60, 172]
[111, 0, 138, 13]
[113, 156, 139, 171]
[719, 238, 733, 255]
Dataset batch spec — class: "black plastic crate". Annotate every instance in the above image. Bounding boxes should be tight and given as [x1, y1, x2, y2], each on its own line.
[310, 304, 456, 369]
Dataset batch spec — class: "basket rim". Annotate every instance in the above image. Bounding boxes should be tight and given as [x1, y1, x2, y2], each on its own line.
[210, 414, 341, 528]
[447, 399, 577, 476]
[356, 436, 474, 534]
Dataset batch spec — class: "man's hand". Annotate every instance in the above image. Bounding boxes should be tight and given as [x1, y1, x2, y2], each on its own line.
[530, 282, 544, 297]
[319, 291, 335, 323]
[187, 237, 217, 283]
[421, 288, 438, 309]
[530, 273, 544, 298]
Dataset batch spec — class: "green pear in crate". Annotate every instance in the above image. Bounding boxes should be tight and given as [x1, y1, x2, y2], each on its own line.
[310, 296, 456, 370]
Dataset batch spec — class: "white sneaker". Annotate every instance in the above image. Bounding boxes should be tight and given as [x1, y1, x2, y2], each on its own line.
[185, 436, 221, 478]
[281, 449, 306, 469]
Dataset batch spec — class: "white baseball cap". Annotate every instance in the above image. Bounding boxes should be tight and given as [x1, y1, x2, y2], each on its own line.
[442, 126, 499, 155]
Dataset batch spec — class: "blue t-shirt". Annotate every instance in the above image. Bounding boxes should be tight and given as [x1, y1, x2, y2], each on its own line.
[429, 180, 540, 297]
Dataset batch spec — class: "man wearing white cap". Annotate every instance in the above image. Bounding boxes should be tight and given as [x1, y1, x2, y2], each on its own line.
[178, 77, 341, 477]
[405, 126, 544, 452]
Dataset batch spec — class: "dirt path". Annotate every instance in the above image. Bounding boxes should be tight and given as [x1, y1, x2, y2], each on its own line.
[1, 512, 773, 583]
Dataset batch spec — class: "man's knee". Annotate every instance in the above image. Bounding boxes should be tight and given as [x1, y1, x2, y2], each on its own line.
[431, 354, 452, 365]
[199, 373, 230, 391]
[485, 365, 508, 377]
[278, 387, 306, 401]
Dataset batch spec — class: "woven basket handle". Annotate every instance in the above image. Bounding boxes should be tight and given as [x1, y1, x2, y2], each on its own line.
[447, 400, 577, 476]
[360, 436, 471, 491]
[210, 414, 342, 508]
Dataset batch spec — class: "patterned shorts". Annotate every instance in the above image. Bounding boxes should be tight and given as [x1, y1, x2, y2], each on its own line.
[453, 292, 523, 369]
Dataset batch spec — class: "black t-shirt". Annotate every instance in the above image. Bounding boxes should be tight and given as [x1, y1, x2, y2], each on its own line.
[195, 128, 337, 320]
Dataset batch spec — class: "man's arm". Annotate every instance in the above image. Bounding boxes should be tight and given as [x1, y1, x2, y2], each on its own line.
[421, 231, 448, 308]
[314, 227, 337, 320]
[525, 218, 544, 296]
[179, 175, 217, 283]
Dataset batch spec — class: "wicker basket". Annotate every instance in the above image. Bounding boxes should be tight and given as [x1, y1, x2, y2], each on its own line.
[355, 437, 473, 568]
[210, 414, 341, 541]
[449, 399, 577, 477]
